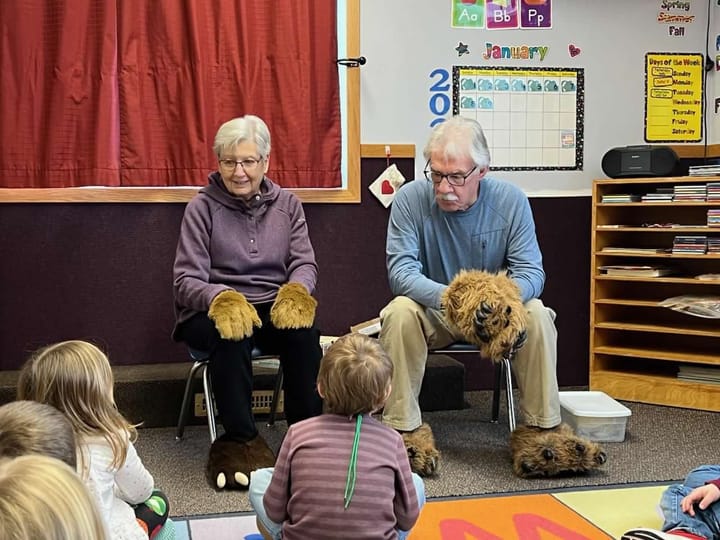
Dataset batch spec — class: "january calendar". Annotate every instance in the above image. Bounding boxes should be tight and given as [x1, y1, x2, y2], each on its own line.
[453, 66, 584, 171]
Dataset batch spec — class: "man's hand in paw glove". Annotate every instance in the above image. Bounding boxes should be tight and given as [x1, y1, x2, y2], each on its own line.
[442, 270, 528, 361]
[474, 303, 528, 357]
[208, 290, 261, 340]
[270, 283, 317, 329]
[509, 329, 528, 356]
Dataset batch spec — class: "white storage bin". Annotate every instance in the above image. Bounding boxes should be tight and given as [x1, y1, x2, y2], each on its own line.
[559, 391, 631, 442]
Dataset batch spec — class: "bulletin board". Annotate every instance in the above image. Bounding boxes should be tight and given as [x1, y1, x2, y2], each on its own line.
[360, 0, 713, 196]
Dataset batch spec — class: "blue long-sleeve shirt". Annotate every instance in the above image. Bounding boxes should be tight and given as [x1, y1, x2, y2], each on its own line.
[386, 177, 545, 310]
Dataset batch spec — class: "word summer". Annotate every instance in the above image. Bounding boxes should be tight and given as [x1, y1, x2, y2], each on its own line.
[482, 43, 548, 61]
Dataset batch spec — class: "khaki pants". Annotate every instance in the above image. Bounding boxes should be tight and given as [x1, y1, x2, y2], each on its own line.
[379, 296, 560, 431]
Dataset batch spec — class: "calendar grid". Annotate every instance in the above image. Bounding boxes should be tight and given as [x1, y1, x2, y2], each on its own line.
[453, 66, 584, 171]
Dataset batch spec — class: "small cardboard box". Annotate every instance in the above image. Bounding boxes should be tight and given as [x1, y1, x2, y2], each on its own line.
[350, 317, 382, 336]
[559, 391, 631, 442]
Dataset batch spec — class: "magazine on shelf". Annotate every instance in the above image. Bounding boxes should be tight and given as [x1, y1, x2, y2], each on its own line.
[598, 265, 674, 277]
[659, 295, 720, 318]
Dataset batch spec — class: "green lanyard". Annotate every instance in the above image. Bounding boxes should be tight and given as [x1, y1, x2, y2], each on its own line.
[343, 414, 362, 509]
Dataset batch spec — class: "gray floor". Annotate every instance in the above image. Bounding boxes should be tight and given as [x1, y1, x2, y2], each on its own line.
[136, 390, 720, 518]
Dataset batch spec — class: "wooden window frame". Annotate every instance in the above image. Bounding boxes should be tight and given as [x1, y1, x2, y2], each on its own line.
[0, 0, 361, 204]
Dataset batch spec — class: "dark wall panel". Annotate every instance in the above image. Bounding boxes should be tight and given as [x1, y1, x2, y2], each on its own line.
[0, 162, 591, 389]
[0, 203, 187, 368]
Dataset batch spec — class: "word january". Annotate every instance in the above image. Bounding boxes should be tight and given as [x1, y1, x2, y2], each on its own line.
[482, 42, 548, 61]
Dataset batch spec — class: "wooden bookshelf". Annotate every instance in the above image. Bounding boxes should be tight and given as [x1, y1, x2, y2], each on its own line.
[590, 176, 720, 411]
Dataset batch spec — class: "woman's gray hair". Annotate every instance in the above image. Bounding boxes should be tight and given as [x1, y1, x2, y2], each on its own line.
[422, 115, 491, 169]
[213, 115, 271, 159]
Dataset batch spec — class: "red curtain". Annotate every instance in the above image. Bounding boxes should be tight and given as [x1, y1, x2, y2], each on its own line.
[0, 1, 119, 187]
[0, 1, 341, 189]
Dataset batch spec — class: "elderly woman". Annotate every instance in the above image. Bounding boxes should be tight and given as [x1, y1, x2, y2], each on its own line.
[173, 115, 323, 490]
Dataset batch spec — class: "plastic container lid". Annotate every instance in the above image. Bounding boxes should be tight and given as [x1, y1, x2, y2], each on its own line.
[559, 391, 631, 418]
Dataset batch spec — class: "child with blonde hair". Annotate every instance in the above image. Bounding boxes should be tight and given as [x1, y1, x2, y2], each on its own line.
[18, 340, 173, 540]
[0, 454, 107, 540]
[249, 332, 424, 540]
[0, 400, 77, 468]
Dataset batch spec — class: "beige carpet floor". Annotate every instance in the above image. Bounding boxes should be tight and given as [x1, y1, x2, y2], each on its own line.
[135, 390, 720, 518]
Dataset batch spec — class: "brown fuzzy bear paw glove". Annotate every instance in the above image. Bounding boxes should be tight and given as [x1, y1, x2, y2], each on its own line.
[207, 434, 276, 490]
[269, 282, 317, 329]
[510, 424, 607, 478]
[442, 270, 528, 361]
[208, 290, 261, 340]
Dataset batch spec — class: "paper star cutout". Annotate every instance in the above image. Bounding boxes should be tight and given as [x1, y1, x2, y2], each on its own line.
[455, 42, 469, 56]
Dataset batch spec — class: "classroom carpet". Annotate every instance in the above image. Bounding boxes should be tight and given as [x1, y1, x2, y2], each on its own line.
[169, 483, 668, 540]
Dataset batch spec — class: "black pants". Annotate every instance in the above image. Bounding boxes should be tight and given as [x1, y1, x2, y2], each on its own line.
[175, 302, 323, 441]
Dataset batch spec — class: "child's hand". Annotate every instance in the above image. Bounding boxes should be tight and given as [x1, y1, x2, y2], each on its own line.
[680, 483, 720, 516]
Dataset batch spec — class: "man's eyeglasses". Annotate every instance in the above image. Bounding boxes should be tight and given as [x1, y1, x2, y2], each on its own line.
[423, 160, 477, 186]
[218, 157, 264, 172]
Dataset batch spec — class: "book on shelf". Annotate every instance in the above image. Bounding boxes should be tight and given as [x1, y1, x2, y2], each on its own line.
[601, 194, 641, 203]
[599, 265, 674, 277]
[688, 166, 720, 177]
[600, 247, 670, 254]
[641, 190, 673, 202]
[677, 364, 720, 384]
[708, 182, 720, 200]
[672, 235, 707, 254]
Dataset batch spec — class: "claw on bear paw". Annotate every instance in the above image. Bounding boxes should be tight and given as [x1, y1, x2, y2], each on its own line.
[216, 472, 226, 489]
[234, 471, 249, 486]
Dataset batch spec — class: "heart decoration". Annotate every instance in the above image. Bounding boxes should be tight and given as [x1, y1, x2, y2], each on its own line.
[569, 44, 581, 58]
[369, 164, 406, 208]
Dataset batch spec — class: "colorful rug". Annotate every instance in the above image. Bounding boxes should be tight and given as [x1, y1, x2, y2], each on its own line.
[171, 484, 668, 540]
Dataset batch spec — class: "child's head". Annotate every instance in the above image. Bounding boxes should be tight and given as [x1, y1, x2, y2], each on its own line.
[0, 400, 77, 468]
[317, 333, 393, 416]
[17, 340, 135, 467]
[0, 454, 107, 540]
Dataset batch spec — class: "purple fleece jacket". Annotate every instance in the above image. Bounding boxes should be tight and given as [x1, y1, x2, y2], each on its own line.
[172, 172, 318, 333]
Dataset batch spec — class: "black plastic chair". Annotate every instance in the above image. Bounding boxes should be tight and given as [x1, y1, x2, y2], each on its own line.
[175, 347, 284, 442]
[430, 342, 516, 431]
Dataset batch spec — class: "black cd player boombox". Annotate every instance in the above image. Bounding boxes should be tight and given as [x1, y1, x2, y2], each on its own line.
[601, 145, 680, 178]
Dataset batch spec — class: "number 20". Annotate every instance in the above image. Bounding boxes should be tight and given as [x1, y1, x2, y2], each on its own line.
[429, 68, 450, 127]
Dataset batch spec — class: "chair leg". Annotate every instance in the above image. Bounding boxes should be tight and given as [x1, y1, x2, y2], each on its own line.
[202, 363, 217, 443]
[502, 356, 516, 432]
[491, 360, 503, 423]
[490, 357, 516, 432]
[267, 365, 283, 427]
[176, 361, 205, 441]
